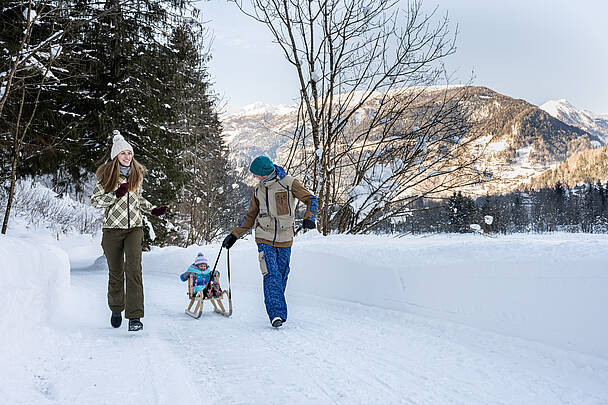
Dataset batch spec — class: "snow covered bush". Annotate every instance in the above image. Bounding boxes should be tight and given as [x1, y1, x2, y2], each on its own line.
[1, 179, 101, 235]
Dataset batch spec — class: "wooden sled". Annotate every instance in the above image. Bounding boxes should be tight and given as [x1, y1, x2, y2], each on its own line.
[185, 273, 232, 319]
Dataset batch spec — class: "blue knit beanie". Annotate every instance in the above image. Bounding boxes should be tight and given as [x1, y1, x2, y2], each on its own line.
[249, 156, 274, 176]
[194, 252, 209, 267]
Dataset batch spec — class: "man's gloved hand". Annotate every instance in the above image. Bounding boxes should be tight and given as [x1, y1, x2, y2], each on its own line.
[115, 182, 129, 198]
[151, 206, 168, 217]
[222, 233, 237, 249]
[303, 218, 316, 230]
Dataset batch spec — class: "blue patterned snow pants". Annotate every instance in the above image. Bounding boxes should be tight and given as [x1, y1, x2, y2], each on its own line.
[257, 243, 291, 322]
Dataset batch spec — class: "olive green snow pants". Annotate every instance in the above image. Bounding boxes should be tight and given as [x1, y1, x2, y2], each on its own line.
[101, 227, 144, 319]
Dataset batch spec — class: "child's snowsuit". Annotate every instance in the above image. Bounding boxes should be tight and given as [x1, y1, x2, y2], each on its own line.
[180, 265, 217, 294]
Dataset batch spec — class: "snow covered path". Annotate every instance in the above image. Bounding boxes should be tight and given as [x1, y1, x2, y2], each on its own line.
[4, 233, 608, 404]
[58, 239, 608, 404]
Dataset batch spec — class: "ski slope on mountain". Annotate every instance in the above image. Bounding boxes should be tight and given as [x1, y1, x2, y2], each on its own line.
[2, 229, 608, 404]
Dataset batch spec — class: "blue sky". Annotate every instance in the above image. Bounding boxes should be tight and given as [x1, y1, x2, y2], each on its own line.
[198, 0, 608, 113]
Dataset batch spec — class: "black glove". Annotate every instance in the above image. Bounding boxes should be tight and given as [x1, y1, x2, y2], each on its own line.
[222, 233, 237, 249]
[303, 218, 316, 230]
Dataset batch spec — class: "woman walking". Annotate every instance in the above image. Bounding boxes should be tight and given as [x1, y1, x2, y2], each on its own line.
[91, 133, 167, 331]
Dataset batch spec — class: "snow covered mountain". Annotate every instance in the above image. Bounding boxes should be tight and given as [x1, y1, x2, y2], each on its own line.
[222, 102, 299, 170]
[222, 87, 601, 194]
[530, 141, 608, 189]
[540, 99, 608, 145]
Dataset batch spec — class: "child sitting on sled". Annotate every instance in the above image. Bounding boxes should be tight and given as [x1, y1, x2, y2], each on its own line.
[180, 252, 221, 297]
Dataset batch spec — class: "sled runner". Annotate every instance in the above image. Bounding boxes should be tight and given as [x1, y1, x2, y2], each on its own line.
[185, 248, 232, 319]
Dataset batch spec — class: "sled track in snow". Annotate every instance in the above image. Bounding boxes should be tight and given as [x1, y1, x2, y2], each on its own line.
[56, 252, 608, 405]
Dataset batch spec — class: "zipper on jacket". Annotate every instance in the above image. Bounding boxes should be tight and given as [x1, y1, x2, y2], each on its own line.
[127, 187, 130, 229]
[287, 186, 292, 216]
[273, 218, 277, 245]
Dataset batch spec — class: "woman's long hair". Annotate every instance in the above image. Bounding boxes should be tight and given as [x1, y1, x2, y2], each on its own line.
[95, 157, 146, 193]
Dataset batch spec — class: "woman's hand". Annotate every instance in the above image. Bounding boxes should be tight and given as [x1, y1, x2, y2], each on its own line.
[115, 183, 129, 198]
[151, 206, 168, 217]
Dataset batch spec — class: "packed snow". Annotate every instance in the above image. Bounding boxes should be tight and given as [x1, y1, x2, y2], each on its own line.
[1, 184, 607, 402]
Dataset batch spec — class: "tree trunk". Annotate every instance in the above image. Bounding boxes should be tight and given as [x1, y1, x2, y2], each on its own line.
[1, 153, 20, 234]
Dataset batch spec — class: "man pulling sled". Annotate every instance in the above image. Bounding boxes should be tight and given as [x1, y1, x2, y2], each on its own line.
[179, 155, 317, 327]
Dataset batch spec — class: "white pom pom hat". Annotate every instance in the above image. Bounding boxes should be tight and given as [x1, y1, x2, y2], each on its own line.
[110, 130, 134, 160]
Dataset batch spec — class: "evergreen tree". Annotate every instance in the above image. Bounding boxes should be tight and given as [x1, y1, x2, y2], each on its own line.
[2, 1, 234, 244]
[510, 191, 529, 232]
[1, 0, 75, 232]
[581, 183, 595, 232]
[163, 22, 230, 245]
[446, 192, 478, 233]
[550, 182, 567, 229]
[479, 194, 507, 234]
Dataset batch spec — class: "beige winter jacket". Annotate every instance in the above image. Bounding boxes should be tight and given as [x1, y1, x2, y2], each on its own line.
[231, 175, 316, 247]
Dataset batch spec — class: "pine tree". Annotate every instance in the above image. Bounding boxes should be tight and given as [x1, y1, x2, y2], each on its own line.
[446, 192, 478, 233]
[1, 0, 74, 232]
[508, 192, 525, 232]
[159, 22, 231, 245]
[2, 1, 234, 244]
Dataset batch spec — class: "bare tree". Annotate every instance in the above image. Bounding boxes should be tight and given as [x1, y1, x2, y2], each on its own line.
[233, 0, 487, 234]
[1, 1, 65, 234]
[1, 1, 125, 234]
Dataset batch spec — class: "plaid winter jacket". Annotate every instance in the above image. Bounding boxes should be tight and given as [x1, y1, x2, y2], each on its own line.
[91, 176, 155, 229]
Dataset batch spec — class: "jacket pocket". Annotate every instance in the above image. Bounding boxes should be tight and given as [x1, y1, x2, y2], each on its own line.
[256, 214, 273, 230]
[277, 216, 294, 231]
[258, 250, 268, 276]
[275, 191, 289, 216]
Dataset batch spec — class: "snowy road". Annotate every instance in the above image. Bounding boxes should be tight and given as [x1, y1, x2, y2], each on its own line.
[59, 242, 608, 404]
[4, 233, 608, 404]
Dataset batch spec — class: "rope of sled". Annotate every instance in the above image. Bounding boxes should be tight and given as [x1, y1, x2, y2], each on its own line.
[203, 246, 232, 307]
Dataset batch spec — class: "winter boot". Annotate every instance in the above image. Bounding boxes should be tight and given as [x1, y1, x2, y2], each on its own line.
[128, 318, 143, 332]
[271, 317, 283, 328]
[110, 312, 122, 328]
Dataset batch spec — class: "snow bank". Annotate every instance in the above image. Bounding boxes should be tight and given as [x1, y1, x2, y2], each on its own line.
[159, 232, 608, 359]
[292, 233, 608, 359]
[0, 232, 71, 403]
[0, 233, 70, 326]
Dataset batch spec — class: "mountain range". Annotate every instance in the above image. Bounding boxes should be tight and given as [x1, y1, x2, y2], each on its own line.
[221, 86, 607, 194]
[540, 99, 608, 145]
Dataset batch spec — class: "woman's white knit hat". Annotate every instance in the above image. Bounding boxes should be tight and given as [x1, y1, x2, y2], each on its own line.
[110, 130, 134, 160]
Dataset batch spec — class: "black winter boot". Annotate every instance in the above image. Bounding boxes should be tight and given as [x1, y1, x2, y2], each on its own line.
[128, 318, 143, 332]
[271, 317, 283, 328]
[110, 312, 122, 328]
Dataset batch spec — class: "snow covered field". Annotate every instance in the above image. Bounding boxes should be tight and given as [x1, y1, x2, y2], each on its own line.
[1, 225, 608, 404]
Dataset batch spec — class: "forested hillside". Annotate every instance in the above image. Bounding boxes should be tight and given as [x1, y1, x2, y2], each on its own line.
[529, 144, 608, 190]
